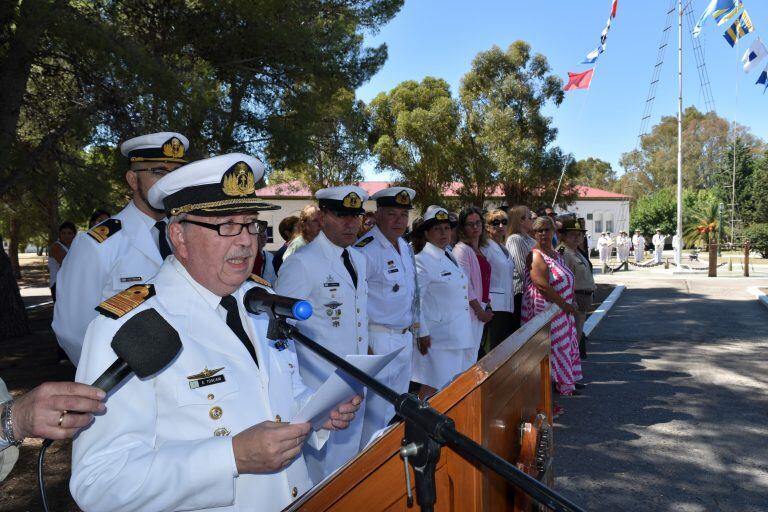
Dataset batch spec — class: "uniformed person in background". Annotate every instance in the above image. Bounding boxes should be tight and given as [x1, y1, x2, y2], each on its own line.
[274, 185, 370, 483]
[53, 132, 190, 365]
[596, 231, 613, 267]
[354, 187, 427, 448]
[632, 229, 646, 263]
[558, 218, 595, 363]
[652, 229, 667, 264]
[71, 154, 360, 512]
[411, 206, 473, 400]
[615, 230, 631, 267]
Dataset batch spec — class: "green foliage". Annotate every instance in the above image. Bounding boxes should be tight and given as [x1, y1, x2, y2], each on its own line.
[630, 188, 719, 241]
[572, 157, 616, 190]
[742, 150, 768, 225]
[368, 77, 461, 209]
[743, 224, 768, 258]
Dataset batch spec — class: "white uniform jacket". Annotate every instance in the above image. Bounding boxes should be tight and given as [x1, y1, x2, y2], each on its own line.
[480, 240, 515, 313]
[652, 233, 667, 248]
[274, 231, 369, 389]
[259, 249, 277, 286]
[54, 201, 164, 365]
[415, 243, 472, 349]
[71, 258, 320, 512]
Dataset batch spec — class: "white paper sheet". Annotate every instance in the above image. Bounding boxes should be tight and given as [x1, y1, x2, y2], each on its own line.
[294, 346, 404, 429]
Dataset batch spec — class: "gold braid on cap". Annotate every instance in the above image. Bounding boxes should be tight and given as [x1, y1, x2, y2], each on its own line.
[170, 198, 266, 215]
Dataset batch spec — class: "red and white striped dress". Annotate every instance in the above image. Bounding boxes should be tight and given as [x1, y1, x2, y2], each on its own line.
[521, 249, 583, 394]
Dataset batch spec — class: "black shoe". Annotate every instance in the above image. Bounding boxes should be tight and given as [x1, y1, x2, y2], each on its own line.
[575, 382, 586, 389]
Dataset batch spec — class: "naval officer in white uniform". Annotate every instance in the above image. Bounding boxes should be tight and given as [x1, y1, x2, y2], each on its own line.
[411, 206, 473, 399]
[354, 187, 428, 448]
[71, 153, 360, 512]
[274, 185, 370, 483]
[53, 132, 190, 365]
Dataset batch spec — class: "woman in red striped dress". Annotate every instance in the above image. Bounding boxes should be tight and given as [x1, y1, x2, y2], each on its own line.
[522, 216, 583, 406]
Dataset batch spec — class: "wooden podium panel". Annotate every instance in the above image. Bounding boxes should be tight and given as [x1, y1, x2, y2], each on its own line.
[287, 305, 558, 512]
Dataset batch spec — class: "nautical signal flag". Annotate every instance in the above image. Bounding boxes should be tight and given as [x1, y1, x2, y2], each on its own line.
[610, 0, 618, 19]
[723, 10, 753, 47]
[742, 39, 767, 73]
[757, 64, 768, 94]
[564, 69, 594, 91]
[694, 0, 742, 37]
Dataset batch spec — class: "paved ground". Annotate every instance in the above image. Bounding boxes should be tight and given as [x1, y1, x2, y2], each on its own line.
[555, 272, 768, 512]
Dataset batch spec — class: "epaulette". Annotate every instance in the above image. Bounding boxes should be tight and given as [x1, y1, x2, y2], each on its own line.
[87, 218, 122, 243]
[354, 236, 374, 248]
[248, 274, 272, 288]
[95, 284, 155, 319]
[557, 245, 566, 255]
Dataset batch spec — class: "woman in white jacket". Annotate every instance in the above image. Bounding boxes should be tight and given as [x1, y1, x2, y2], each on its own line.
[479, 209, 515, 356]
[411, 206, 473, 399]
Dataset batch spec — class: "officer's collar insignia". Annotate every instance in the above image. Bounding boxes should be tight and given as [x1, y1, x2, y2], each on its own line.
[221, 161, 256, 197]
[355, 236, 374, 248]
[86, 218, 122, 244]
[574, 222, 581, 229]
[162, 137, 185, 159]
[187, 366, 225, 380]
[95, 284, 155, 319]
[395, 190, 411, 205]
[248, 274, 272, 288]
[342, 192, 362, 208]
[435, 211, 448, 221]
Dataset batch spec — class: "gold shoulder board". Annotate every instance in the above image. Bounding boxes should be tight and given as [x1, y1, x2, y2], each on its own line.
[249, 274, 272, 288]
[355, 236, 374, 248]
[86, 218, 122, 244]
[95, 284, 156, 319]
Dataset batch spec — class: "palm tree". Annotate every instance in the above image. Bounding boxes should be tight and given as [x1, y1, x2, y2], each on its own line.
[682, 201, 727, 249]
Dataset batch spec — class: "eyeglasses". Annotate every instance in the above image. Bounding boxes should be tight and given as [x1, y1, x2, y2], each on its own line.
[181, 219, 267, 237]
[490, 219, 508, 227]
[136, 166, 173, 178]
[465, 220, 483, 228]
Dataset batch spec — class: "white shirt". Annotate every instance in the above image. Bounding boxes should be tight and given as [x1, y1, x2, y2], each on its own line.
[480, 240, 515, 313]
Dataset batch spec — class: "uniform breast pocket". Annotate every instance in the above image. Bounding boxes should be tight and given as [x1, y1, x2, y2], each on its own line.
[176, 374, 239, 407]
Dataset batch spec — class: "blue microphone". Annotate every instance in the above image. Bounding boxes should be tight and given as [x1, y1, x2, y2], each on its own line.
[243, 287, 313, 321]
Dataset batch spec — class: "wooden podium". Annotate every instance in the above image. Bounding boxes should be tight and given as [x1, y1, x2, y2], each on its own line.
[288, 305, 558, 512]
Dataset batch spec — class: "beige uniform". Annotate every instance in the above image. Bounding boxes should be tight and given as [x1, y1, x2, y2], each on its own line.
[559, 245, 595, 341]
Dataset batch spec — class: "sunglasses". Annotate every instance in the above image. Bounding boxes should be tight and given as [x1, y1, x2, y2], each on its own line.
[490, 219, 508, 227]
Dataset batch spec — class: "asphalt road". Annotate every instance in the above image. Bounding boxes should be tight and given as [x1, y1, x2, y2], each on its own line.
[555, 276, 768, 512]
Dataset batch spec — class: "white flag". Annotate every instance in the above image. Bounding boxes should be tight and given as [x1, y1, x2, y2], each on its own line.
[742, 38, 767, 73]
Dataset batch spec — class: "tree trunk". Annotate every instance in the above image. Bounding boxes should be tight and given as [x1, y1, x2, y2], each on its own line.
[0, 235, 30, 340]
[8, 215, 21, 280]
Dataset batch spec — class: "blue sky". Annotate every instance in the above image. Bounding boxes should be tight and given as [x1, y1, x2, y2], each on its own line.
[355, 0, 768, 182]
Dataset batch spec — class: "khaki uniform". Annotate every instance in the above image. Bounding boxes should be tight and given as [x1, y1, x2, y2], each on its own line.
[559, 245, 595, 341]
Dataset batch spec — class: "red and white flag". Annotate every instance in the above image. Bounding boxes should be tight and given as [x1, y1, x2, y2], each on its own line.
[564, 69, 595, 91]
[611, 0, 618, 19]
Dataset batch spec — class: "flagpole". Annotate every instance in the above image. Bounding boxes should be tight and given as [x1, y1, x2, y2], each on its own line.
[676, 0, 683, 270]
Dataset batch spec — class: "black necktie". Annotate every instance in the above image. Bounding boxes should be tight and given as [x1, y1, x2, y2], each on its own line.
[155, 221, 172, 260]
[341, 249, 358, 288]
[445, 250, 458, 267]
[220, 295, 258, 367]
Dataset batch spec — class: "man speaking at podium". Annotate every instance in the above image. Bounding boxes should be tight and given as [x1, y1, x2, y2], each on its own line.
[71, 154, 360, 511]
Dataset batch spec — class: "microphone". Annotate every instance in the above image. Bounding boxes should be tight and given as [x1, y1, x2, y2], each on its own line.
[243, 287, 313, 321]
[92, 308, 183, 393]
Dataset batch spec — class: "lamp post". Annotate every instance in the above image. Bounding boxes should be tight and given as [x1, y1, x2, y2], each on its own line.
[718, 202, 724, 256]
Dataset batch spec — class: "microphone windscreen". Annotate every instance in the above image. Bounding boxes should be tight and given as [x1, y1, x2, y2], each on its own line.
[111, 308, 182, 378]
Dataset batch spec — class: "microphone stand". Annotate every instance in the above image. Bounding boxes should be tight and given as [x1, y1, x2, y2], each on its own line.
[264, 313, 585, 512]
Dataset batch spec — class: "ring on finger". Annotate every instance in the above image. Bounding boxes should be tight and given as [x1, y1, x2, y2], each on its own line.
[58, 410, 68, 427]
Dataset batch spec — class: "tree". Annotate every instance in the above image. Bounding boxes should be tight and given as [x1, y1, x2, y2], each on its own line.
[368, 77, 461, 209]
[573, 157, 616, 190]
[630, 187, 715, 238]
[744, 151, 768, 224]
[458, 41, 565, 207]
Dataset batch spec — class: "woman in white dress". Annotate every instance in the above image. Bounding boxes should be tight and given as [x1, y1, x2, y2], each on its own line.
[479, 209, 515, 356]
[411, 206, 473, 399]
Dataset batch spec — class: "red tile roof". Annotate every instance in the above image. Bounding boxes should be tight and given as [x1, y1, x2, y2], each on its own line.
[257, 181, 629, 200]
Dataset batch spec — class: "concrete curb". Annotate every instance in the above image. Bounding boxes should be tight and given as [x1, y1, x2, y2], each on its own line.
[583, 284, 626, 337]
[747, 286, 768, 311]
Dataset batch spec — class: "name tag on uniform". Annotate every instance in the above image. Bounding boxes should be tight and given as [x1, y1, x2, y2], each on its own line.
[387, 268, 399, 274]
[189, 375, 226, 389]
[440, 271, 452, 277]
[323, 282, 340, 287]
[120, 276, 143, 283]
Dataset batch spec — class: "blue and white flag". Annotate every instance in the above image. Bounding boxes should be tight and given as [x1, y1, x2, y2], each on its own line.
[581, 46, 603, 65]
[742, 39, 767, 73]
[757, 64, 768, 93]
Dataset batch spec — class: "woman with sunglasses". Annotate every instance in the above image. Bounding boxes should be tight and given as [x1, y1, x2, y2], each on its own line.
[522, 217, 583, 413]
[452, 206, 494, 353]
[478, 209, 516, 357]
[505, 205, 535, 333]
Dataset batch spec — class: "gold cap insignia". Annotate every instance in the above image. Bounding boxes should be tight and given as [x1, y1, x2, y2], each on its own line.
[574, 222, 581, 229]
[221, 162, 256, 197]
[435, 211, 448, 221]
[395, 190, 411, 205]
[343, 192, 362, 208]
[162, 137, 185, 159]
[187, 366, 225, 380]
